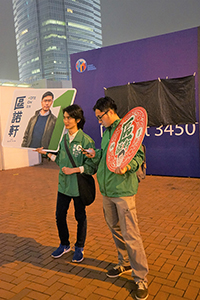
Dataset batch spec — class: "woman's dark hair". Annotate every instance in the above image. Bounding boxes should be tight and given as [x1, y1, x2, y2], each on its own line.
[93, 96, 117, 113]
[63, 104, 85, 129]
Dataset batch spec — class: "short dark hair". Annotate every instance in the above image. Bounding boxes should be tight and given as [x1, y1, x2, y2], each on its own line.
[42, 91, 54, 100]
[93, 96, 117, 113]
[63, 104, 85, 130]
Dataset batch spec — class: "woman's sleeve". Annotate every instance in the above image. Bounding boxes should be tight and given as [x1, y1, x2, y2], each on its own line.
[55, 146, 61, 166]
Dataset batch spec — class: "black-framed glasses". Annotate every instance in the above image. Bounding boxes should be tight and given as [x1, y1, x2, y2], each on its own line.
[96, 110, 109, 121]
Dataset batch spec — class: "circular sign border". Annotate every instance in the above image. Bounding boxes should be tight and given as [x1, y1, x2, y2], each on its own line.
[106, 107, 147, 172]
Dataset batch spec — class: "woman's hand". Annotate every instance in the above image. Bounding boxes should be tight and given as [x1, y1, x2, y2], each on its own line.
[82, 148, 96, 158]
[34, 147, 46, 155]
[62, 167, 76, 175]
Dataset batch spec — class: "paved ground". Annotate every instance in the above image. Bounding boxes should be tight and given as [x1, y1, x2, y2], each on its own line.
[0, 159, 200, 300]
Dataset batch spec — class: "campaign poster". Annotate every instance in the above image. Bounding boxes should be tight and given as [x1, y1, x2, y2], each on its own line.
[2, 88, 76, 152]
[106, 107, 147, 172]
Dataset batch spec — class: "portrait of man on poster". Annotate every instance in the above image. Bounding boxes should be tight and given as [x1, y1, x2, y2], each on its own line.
[21, 91, 57, 149]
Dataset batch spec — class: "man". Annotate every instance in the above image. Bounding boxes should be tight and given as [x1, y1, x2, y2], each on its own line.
[85, 96, 149, 300]
[21, 91, 57, 149]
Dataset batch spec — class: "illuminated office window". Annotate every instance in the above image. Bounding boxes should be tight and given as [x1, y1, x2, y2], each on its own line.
[32, 69, 40, 74]
[20, 29, 28, 36]
[42, 19, 66, 26]
[68, 22, 93, 32]
[67, 8, 73, 13]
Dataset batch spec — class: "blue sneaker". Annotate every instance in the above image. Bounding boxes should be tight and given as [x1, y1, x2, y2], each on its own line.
[72, 246, 84, 263]
[51, 244, 71, 258]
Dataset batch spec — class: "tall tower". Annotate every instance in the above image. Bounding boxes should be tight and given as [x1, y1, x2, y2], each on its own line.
[12, 0, 102, 83]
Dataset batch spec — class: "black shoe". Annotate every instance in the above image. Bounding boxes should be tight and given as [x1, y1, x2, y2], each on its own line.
[106, 264, 132, 278]
[135, 281, 149, 300]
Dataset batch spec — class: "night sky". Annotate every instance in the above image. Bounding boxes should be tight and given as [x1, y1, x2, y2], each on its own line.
[1, 0, 200, 80]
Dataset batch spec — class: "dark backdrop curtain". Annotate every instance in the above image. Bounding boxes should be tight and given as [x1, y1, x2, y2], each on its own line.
[104, 75, 196, 126]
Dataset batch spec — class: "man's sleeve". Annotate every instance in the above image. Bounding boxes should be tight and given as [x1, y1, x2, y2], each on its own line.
[127, 145, 144, 173]
[21, 121, 31, 147]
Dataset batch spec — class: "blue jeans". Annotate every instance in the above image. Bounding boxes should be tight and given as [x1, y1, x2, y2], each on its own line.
[56, 191, 87, 248]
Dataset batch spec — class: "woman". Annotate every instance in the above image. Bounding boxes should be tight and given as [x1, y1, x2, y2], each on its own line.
[36, 104, 96, 263]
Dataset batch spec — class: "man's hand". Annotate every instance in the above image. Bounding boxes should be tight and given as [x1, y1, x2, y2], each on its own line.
[114, 166, 127, 175]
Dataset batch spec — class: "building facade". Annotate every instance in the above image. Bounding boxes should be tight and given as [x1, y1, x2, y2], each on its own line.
[12, 0, 102, 83]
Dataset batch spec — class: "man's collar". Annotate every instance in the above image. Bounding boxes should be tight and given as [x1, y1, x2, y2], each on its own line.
[108, 118, 121, 130]
[39, 110, 50, 116]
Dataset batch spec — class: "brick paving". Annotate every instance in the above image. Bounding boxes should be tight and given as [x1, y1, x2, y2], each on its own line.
[0, 159, 200, 300]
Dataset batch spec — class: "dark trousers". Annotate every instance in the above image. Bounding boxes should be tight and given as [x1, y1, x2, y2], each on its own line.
[56, 191, 87, 248]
